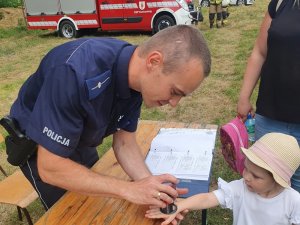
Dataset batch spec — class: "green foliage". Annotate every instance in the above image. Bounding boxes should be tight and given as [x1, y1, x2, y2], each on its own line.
[0, 0, 22, 8]
[140, 104, 166, 121]
[97, 136, 113, 158]
[0, 26, 46, 40]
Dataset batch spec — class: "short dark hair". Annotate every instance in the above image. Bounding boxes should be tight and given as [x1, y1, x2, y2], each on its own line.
[138, 25, 211, 77]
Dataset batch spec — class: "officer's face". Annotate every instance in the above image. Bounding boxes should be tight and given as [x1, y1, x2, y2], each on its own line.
[141, 58, 205, 108]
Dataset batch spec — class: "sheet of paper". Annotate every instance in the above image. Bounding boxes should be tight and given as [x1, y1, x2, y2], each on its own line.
[145, 128, 217, 180]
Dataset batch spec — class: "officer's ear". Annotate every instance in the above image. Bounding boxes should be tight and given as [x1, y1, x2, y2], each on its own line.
[146, 51, 163, 71]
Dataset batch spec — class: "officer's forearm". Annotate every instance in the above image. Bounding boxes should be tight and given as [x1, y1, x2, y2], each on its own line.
[113, 130, 151, 180]
[116, 145, 151, 180]
[37, 145, 129, 198]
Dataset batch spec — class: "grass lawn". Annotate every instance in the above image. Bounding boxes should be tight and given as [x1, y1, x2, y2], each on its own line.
[0, 0, 267, 224]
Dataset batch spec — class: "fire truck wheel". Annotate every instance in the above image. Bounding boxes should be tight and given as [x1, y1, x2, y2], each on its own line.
[59, 20, 79, 39]
[154, 15, 175, 33]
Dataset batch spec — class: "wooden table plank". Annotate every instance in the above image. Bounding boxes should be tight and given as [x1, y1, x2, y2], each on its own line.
[35, 120, 217, 225]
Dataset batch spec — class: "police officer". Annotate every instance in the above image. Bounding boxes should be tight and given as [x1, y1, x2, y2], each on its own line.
[8, 25, 211, 216]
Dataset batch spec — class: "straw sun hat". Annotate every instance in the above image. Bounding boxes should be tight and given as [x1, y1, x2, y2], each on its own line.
[241, 133, 300, 188]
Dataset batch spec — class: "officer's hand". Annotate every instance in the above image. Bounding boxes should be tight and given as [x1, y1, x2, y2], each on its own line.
[124, 174, 179, 208]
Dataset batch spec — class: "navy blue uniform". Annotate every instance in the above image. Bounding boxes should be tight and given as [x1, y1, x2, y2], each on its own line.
[10, 38, 142, 209]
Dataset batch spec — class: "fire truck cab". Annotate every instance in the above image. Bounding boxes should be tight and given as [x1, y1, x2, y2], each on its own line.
[23, 0, 193, 38]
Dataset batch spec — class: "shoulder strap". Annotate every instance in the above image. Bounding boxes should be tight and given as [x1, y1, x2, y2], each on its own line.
[276, 0, 283, 11]
[228, 122, 246, 148]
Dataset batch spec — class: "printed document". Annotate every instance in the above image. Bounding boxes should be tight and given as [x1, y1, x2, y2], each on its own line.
[145, 128, 217, 180]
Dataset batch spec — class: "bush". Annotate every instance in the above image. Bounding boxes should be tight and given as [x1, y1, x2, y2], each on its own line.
[0, 0, 22, 8]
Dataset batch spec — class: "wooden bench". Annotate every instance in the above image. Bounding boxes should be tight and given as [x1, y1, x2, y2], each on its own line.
[35, 120, 217, 225]
[0, 133, 39, 225]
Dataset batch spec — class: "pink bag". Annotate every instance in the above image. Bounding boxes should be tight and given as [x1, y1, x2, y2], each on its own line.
[220, 117, 248, 175]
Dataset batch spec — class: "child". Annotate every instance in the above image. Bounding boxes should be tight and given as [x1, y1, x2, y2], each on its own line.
[145, 133, 300, 225]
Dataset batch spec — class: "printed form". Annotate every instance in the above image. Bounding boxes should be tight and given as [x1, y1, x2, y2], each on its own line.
[145, 128, 217, 180]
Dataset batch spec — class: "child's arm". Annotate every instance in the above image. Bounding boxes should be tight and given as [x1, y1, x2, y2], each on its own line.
[145, 192, 220, 225]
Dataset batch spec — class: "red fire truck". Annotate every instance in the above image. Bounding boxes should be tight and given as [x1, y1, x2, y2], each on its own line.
[23, 0, 193, 38]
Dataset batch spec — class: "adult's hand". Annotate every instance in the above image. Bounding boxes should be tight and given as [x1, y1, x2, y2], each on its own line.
[176, 187, 188, 196]
[237, 97, 253, 121]
[124, 174, 179, 208]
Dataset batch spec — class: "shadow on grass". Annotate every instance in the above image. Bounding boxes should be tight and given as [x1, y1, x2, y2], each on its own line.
[37, 29, 152, 40]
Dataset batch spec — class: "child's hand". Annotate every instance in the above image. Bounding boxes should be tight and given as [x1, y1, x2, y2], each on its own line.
[145, 206, 177, 225]
[145, 204, 188, 225]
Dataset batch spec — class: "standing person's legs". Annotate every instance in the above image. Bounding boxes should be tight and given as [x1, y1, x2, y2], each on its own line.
[20, 153, 66, 210]
[209, 4, 217, 28]
[216, 4, 222, 28]
[221, 6, 229, 25]
[255, 114, 300, 192]
[288, 124, 300, 192]
[254, 114, 288, 139]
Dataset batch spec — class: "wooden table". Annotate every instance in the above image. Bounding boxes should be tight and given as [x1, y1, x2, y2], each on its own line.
[35, 120, 217, 225]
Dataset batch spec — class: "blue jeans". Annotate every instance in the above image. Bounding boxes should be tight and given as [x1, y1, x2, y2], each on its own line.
[255, 114, 300, 192]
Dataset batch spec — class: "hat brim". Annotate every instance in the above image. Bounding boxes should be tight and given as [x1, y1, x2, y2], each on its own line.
[241, 147, 289, 188]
